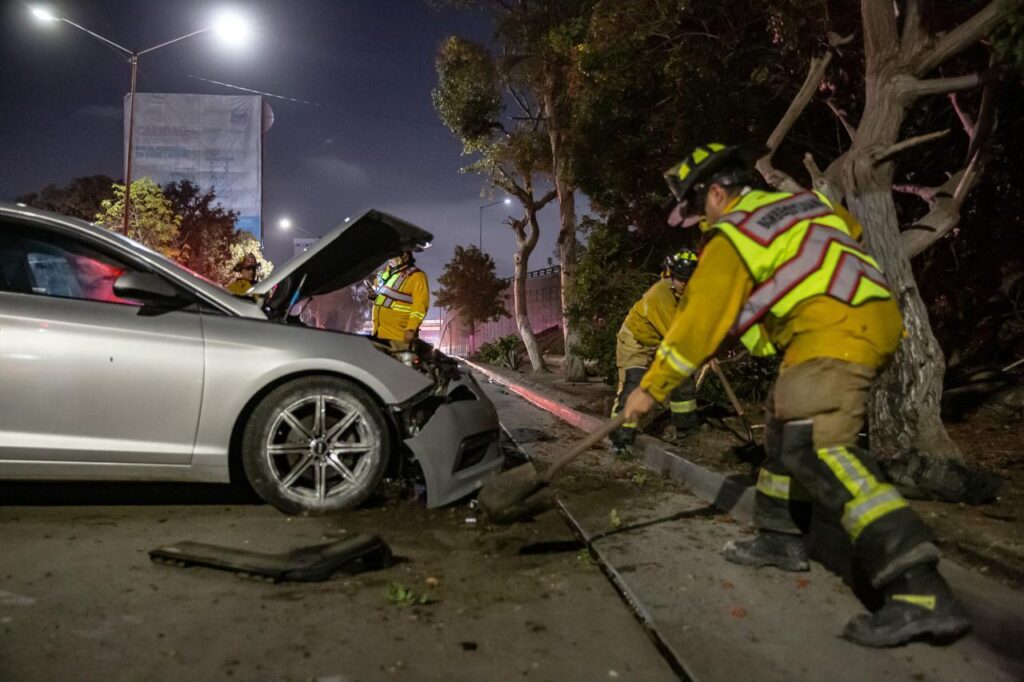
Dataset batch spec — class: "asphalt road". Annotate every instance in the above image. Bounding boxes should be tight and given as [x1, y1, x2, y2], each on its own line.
[0, 483, 677, 681]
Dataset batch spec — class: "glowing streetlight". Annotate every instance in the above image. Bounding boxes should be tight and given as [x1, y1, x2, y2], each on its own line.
[279, 217, 316, 238]
[29, 7, 252, 235]
[479, 197, 512, 251]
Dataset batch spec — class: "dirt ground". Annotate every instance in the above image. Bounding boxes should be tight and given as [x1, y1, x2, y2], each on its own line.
[0, 480, 678, 682]
[494, 364, 1024, 589]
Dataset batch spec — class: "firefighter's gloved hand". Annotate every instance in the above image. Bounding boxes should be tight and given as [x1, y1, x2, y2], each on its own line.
[623, 389, 656, 422]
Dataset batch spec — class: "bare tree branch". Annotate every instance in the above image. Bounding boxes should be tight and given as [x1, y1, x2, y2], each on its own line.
[902, 73, 985, 99]
[893, 184, 938, 205]
[949, 92, 976, 138]
[862, 0, 899, 68]
[901, 0, 926, 51]
[756, 36, 853, 189]
[914, 1, 1007, 77]
[872, 129, 951, 165]
[825, 98, 857, 140]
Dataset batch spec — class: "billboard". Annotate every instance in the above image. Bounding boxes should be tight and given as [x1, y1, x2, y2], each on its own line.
[125, 93, 270, 240]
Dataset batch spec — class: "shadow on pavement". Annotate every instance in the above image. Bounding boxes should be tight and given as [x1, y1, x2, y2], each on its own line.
[0, 480, 262, 507]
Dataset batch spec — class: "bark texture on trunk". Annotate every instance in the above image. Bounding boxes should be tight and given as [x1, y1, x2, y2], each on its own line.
[512, 211, 547, 373]
[544, 89, 586, 382]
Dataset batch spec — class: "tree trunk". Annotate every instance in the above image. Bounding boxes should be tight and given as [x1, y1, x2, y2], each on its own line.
[512, 212, 547, 373]
[544, 90, 585, 382]
[834, 65, 963, 463]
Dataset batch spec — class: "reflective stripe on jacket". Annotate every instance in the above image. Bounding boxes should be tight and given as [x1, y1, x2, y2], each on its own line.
[371, 266, 429, 341]
[711, 190, 892, 353]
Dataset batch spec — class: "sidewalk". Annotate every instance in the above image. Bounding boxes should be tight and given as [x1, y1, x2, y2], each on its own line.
[471, 360, 1024, 680]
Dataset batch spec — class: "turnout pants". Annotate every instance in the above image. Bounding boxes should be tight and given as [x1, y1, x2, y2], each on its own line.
[610, 326, 697, 448]
[755, 358, 939, 587]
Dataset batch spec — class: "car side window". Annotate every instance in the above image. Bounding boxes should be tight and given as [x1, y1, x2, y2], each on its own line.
[0, 223, 140, 306]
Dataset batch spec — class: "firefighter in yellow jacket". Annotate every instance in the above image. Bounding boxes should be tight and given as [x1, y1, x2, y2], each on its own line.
[370, 250, 429, 348]
[622, 143, 968, 647]
[611, 250, 700, 452]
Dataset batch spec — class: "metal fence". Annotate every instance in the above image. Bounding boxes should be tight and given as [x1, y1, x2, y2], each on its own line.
[439, 266, 562, 356]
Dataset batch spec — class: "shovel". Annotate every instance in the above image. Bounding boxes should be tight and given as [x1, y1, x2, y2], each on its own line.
[479, 413, 628, 525]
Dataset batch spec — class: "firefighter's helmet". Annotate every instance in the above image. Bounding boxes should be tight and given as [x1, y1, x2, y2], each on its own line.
[664, 249, 699, 281]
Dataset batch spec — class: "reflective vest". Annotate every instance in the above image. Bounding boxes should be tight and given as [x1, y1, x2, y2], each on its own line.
[710, 190, 893, 356]
[373, 266, 420, 315]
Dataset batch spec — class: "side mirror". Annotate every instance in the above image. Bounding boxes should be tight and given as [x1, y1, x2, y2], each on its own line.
[113, 271, 181, 304]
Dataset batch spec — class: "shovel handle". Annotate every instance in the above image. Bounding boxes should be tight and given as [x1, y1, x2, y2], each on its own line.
[709, 359, 756, 444]
[541, 413, 628, 484]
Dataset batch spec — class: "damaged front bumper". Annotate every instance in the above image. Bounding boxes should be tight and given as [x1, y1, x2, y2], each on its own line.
[397, 366, 503, 508]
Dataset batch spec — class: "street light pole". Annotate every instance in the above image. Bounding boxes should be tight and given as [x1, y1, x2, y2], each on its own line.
[478, 197, 511, 251]
[30, 8, 249, 235]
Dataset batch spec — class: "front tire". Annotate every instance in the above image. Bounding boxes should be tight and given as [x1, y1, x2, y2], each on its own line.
[241, 376, 391, 515]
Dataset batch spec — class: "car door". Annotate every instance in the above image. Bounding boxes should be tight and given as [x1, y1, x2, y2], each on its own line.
[0, 221, 204, 465]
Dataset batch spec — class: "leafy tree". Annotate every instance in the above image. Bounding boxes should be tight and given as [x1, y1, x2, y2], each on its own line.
[433, 36, 556, 372]
[17, 175, 116, 222]
[95, 178, 181, 257]
[163, 180, 240, 285]
[436, 245, 509, 353]
[218, 231, 273, 285]
[566, 217, 661, 382]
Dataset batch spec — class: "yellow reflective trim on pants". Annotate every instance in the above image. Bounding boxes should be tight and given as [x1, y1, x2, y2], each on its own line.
[842, 483, 908, 541]
[817, 446, 878, 497]
[757, 469, 792, 500]
[670, 399, 697, 414]
[891, 594, 936, 610]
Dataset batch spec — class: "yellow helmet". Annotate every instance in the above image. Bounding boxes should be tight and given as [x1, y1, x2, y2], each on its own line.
[663, 249, 699, 281]
[664, 143, 752, 227]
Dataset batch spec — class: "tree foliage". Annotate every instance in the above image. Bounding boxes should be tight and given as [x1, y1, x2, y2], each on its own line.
[436, 245, 508, 349]
[163, 180, 240, 285]
[17, 175, 116, 222]
[220, 231, 273, 285]
[95, 178, 181, 257]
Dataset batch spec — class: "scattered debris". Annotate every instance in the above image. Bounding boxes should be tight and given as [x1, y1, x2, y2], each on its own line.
[796, 578, 810, 589]
[425, 576, 441, 588]
[149, 535, 391, 583]
[729, 606, 748, 619]
[630, 471, 648, 487]
[385, 582, 431, 607]
[576, 549, 597, 567]
[458, 641, 478, 651]
[609, 509, 622, 529]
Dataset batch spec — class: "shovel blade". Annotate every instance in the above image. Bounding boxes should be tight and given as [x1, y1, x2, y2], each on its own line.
[478, 462, 554, 523]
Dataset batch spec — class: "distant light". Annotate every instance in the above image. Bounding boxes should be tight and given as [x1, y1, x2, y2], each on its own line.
[344, 216, 351, 222]
[30, 7, 59, 22]
[503, 197, 512, 205]
[278, 217, 292, 230]
[16, 202, 28, 208]
[212, 10, 250, 46]
[423, 242, 432, 249]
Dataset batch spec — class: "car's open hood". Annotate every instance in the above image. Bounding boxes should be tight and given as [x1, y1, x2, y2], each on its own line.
[253, 209, 433, 321]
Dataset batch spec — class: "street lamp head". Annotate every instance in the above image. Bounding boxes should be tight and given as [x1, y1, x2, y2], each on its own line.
[278, 218, 292, 230]
[30, 6, 59, 22]
[212, 10, 251, 46]
[503, 197, 512, 205]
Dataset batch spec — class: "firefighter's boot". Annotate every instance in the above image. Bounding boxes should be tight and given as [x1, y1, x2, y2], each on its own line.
[723, 530, 809, 572]
[843, 565, 970, 647]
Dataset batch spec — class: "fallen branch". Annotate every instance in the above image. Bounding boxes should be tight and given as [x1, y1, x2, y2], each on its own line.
[872, 129, 950, 165]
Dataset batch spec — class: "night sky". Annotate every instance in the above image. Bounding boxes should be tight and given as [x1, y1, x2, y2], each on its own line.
[0, 0, 565, 293]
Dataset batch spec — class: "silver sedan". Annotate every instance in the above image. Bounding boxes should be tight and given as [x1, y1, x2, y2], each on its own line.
[0, 204, 503, 514]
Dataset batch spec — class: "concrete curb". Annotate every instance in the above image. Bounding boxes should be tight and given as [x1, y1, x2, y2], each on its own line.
[461, 358, 754, 516]
[465, 358, 1024, 658]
